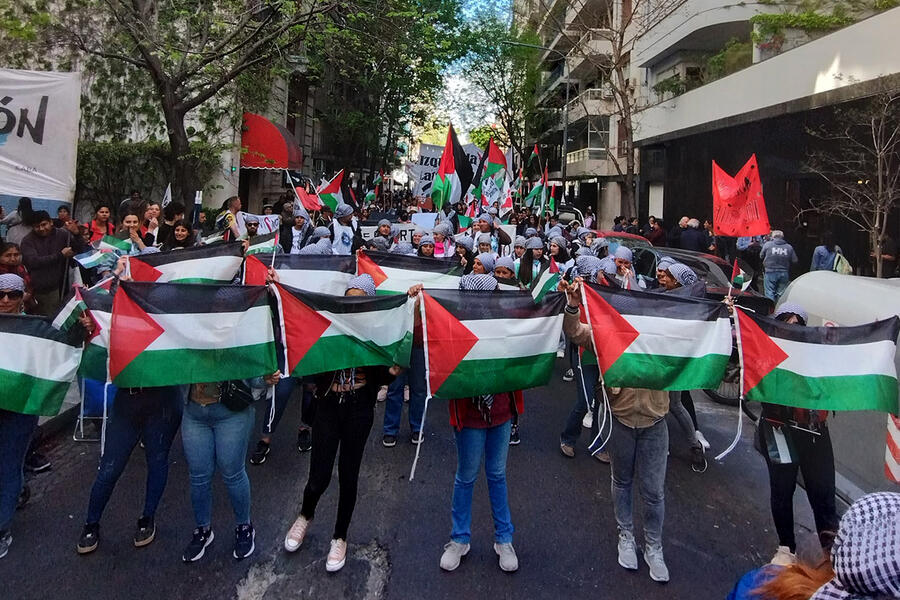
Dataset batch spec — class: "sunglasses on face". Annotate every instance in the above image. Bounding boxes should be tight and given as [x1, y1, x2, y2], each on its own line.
[0, 290, 24, 300]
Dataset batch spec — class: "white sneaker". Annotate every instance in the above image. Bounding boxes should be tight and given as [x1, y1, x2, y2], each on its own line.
[439, 541, 470, 571]
[494, 542, 519, 572]
[582, 411, 594, 429]
[556, 349, 565, 358]
[284, 515, 309, 552]
[617, 530, 638, 570]
[644, 543, 670, 582]
[770, 545, 797, 566]
[377, 385, 387, 402]
[562, 368, 574, 381]
[326, 538, 347, 572]
[695, 430, 710, 450]
[403, 385, 409, 402]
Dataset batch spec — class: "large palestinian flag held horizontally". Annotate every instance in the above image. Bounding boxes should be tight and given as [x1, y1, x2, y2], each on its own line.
[272, 282, 414, 376]
[0, 314, 82, 415]
[78, 287, 113, 382]
[421, 289, 566, 399]
[736, 308, 899, 413]
[357, 251, 518, 294]
[244, 253, 356, 295]
[581, 283, 732, 390]
[109, 282, 277, 387]
[128, 242, 244, 284]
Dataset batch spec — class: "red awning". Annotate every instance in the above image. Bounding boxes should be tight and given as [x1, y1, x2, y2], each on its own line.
[240, 112, 303, 170]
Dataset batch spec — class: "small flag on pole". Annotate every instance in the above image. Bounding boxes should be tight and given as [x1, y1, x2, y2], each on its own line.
[161, 183, 172, 208]
[731, 259, 751, 291]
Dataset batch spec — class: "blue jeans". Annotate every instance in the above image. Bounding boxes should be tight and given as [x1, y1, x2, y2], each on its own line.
[0, 410, 39, 532]
[764, 271, 790, 301]
[85, 387, 183, 524]
[181, 401, 254, 528]
[383, 346, 426, 436]
[451, 420, 514, 544]
[608, 416, 668, 546]
[561, 363, 600, 447]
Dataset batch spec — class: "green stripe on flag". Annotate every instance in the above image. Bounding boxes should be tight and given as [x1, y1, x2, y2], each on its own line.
[748, 369, 899, 413]
[0, 368, 71, 416]
[604, 353, 729, 391]
[435, 353, 556, 399]
[113, 343, 277, 388]
[78, 344, 108, 382]
[291, 333, 413, 377]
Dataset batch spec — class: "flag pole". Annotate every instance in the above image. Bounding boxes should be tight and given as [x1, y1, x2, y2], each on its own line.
[410, 292, 431, 481]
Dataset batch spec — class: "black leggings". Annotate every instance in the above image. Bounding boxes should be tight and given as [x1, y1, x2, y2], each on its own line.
[762, 425, 839, 551]
[680, 390, 698, 429]
[300, 394, 374, 540]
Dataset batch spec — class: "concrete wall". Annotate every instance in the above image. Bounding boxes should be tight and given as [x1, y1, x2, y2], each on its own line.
[635, 8, 900, 143]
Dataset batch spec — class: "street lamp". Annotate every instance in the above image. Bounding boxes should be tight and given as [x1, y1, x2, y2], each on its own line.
[500, 40, 570, 206]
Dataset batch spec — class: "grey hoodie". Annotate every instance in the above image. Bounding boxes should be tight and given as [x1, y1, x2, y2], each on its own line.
[760, 237, 798, 273]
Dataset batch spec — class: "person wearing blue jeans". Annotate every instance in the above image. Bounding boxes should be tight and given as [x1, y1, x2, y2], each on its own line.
[180, 376, 277, 562]
[76, 386, 183, 555]
[439, 392, 519, 573]
[760, 231, 797, 302]
[382, 345, 426, 446]
[249, 375, 316, 464]
[0, 409, 39, 559]
[560, 362, 601, 456]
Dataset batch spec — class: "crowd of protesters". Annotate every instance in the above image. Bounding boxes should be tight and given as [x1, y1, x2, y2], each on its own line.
[0, 188, 898, 600]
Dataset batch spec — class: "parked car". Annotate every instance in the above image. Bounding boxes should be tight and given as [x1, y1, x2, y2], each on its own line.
[555, 204, 584, 228]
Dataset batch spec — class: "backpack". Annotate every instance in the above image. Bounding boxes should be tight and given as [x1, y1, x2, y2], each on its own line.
[833, 251, 853, 275]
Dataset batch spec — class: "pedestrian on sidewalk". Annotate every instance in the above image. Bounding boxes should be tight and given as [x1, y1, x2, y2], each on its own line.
[561, 277, 672, 583]
[282, 274, 400, 573]
[180, 372, 281, 562]
[760, 230, 798, 301]
[20, 210, 87, 317]
[438, 274, 520, 574]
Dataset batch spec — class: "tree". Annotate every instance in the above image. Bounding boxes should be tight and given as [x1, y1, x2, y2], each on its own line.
[459, 16, 542, 165]
[802, 92, 900, 278]
[3, 0, 337, 205]
[531, 0, 682, 216]
[468, 124, 509, 149]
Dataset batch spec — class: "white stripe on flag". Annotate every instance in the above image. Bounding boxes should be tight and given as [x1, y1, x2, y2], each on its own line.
[156, 256, 243, 282]
[144, 306, 273, 351]
[277, 270, 354, 295]
[774, 338, 897, 379]
[461, 315, 562, 361]
[623, 315, 732, 359]
[316, 302, 414, 347]
[0, 332, 81, 381]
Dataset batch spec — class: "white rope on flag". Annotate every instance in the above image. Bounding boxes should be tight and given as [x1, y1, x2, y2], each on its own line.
[410, 292, 431, 481]
[100, 382, 109, 456]
[715, 305, 746, 461]
[76, 376, 86, 440]
[266, 384, 276, 431]
[580, 282, 612, 456]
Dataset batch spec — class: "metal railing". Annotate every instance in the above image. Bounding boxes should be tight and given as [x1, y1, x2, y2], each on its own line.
[566, 148, 608, 163]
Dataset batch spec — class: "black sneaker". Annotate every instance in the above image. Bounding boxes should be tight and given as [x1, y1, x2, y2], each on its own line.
[297, 428, 312, 452]
[410, 431, 423, 445]
[691, 446, 708, 473]
[134, 516, 155, 547]
[24, 452, 51, 473]
[233, 523, 255, 560]
[249, 440, 270, 465]
[183, 527, 214, 562]
[382, 434, 397, 448]
[16, 484, 30, 510]
[0, 530, 11, 559]
[509, 426, 521, 446]
[77, 523, 100, 555]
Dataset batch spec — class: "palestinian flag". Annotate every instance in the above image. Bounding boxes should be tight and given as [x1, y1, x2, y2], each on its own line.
[458, 214, 472, 231]
[271, 282, 414, 376]
[527, 143, 539, 167]
[52, 278, 115, 331]
[537, 166, 550, 216]
[421, 290, 566, 398]
[357, 251, 518, 294]
[524, 171, 546, 208]
[472, 138, 508, 207]
[245, 232, 279, 256]
[431, 124, 474, 212]
[581, 283, 732, 390]
[499, 173, 514, 219]
[317, 170, 345, 212]
[98, 235, 131, 253]
[736, 308, 899, 413]
[78, 287, 113, 382]
[109, 282, 277, 387]
[128, 242, 244, 284]
[294, 185, 322, 212]
[731, 259, 751, 291]
[74, 247, 119, 270]
[244, 253, 356, 295]
[530, 258, 561, 303]
[364, 189, 376, 205]
[373, 170, 383, 187]
[547, 182, 556, 215]
[0, 314, 82, 416]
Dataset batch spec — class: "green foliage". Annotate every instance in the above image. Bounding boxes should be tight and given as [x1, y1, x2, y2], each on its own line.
[750, 10, 855, 43]
[76, 140, 222, 209]
[652, 75, 687, 97]
[705, 38, 753, 81]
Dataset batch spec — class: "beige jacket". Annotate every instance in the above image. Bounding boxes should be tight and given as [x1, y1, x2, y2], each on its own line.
[563, 307, 669, 428]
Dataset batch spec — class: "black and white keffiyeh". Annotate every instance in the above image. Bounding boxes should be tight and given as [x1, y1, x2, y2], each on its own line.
[811, 492, 900, 600]
[458, 273, 498, 291]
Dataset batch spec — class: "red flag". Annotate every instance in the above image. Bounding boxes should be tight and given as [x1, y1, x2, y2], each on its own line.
[295, 186, 322, 211]
[712, 154, 770, 236]
[356, 250, 388, 287]
[243, 254, 269, 286]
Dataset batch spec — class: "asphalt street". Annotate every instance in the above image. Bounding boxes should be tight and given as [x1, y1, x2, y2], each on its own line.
[1, 363, 826, 599]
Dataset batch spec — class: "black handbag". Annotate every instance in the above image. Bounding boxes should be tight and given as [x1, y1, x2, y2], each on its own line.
[219, 380, 256, 412]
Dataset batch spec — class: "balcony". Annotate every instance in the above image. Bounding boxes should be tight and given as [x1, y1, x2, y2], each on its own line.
[569, 29, 615, 79]
[536, 61, 574, 106]
[566, 87, 616, 123]
[565, 147, 615, 178]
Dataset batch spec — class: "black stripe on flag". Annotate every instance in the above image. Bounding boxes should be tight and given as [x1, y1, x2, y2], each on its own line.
[134, 241, 243, 267]
[449, 125, 474, 198]
[271, 254, 357, 273]
[0, 313, 82, 347]
[367, 251, 464, 275]
[81, 288, 114, 313]
[279, 283, 410, 314]
[586, 282, 728, 322]
[119, 282, 269, 314]
[427, 289, 566, 320]
[745, 311, 899, 346]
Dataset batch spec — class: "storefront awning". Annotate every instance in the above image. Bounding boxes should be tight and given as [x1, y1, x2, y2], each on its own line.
[240, 112, 303, 170]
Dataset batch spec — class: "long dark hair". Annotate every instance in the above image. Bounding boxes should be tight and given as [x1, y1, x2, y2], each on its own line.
[518, 248, 547, 286]
[17, 197, 35, 226]
[164, 218, 195, 248]
[551, 242, 571, 265]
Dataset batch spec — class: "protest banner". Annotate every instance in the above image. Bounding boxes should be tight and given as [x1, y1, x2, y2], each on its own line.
[412, 142, 480, 196]
[0, 69, 81, 202]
